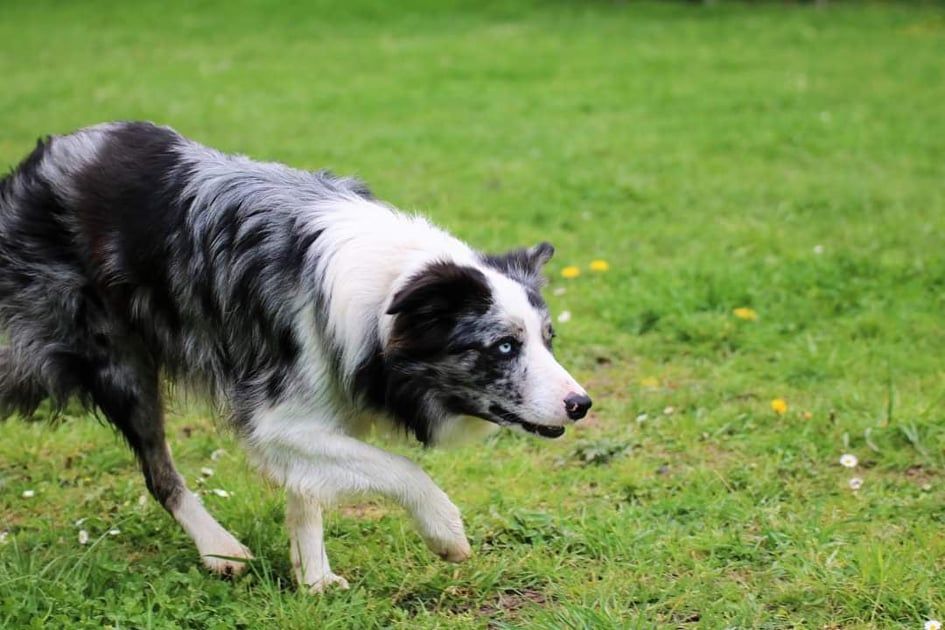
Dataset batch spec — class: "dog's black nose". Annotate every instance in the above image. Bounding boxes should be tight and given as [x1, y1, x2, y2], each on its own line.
[563, 392, 592, 421]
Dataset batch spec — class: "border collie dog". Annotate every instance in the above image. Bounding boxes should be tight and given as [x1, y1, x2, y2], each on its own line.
[0, 122, 591, 591]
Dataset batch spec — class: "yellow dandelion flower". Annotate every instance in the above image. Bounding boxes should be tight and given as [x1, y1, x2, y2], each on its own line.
[561, 266, 581, 279]
[771, 398, 788, 414]
[640, 377, 660, 388]
[733, 307, 758, 321]
[589, 260, 610, 272]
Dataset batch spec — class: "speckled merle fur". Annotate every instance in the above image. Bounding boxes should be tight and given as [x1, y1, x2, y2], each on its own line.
[354, 248, 560, 443]
[0, 122, 569, 507]
[0, 122, 594, 583]
[1, 123, 361, 416]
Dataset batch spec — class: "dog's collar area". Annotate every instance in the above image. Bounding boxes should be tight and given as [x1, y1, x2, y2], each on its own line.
[486, 404, 565, 439]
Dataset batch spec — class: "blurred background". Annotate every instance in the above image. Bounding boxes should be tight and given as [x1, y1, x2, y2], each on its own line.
[1, 1, 944, 627]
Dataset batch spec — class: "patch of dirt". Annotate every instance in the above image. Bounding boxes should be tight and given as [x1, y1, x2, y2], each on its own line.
[446, 587, 551, 623]
[904, 464, 936, 489]
[672, 611, 701, 624]
[339, 502, 388, 520]
[476, 588, 548, 618]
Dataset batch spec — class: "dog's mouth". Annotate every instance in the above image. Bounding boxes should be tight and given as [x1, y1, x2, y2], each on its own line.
[486, 404, 565, 439]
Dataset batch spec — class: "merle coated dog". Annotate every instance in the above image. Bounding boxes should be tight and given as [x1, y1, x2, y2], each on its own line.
[0, 122, 591, 591]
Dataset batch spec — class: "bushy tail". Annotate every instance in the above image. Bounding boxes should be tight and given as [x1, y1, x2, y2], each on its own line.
[0, 346, 45, 419]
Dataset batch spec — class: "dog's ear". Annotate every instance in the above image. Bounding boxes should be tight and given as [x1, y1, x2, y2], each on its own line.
[387, 261, 492, 317]
[526, 241, 555, 269]
[481, 241, 555, 286]
[387, 262, 492, 357]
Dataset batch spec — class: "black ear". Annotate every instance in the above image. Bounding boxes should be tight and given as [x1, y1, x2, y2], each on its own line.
[481, 241, 555, 285]
[387, 261, 492, 317]
[527, 241, 555, 269]
[387, 262, 493, 358]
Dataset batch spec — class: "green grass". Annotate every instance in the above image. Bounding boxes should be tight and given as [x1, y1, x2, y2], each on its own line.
[2, 0, 945, 627]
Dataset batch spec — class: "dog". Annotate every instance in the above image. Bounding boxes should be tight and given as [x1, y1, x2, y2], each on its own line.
[0, 122, 591, 591]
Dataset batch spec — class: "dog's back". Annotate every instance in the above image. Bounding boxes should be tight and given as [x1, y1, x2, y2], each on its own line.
[0, 122, 366, 420]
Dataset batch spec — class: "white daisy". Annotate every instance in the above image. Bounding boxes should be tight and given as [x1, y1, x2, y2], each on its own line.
[663, 406, 675, 416]
[0, 532, 8, 545]
[21, 490, 34, 499]
[557, 310, 572, 323]
[212, 488, 230, 498]
[848, 477, 863, 491]
[78, 530, 89, 545]
[924, 620, 941, 630]
[200, 467, 214, 477]
[840, 454, 858, 468]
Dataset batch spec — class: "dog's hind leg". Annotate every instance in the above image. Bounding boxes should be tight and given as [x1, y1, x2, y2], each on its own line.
[87, 349, 253, 575]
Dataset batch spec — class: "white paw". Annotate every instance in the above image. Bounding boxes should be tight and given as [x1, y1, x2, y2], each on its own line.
[427, 534, 472, 563]
[305, 572, 350, 593]
[416, 504, 472, 563]
[200, 541, 254, 576]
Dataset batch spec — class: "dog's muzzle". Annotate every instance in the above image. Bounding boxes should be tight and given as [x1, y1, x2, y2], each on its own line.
[487, 404, 566, 439]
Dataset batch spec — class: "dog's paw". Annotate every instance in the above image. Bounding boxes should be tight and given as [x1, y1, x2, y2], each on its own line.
[305, 572, 350, 594]
[416, 502, 472, 563]
[429, 535, 472, 563]
[201, 541, 254, 577]
[419, 518, 472, 563]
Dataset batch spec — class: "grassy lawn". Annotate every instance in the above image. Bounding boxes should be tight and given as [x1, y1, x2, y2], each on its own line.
[2, 1, 945, 627]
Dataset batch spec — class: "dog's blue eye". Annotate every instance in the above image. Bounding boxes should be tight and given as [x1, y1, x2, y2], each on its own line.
[495, 338, 518, 357]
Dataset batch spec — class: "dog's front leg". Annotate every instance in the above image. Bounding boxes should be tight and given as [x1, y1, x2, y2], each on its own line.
[248, 427, 471, 592]
[286, 490, 349, 592]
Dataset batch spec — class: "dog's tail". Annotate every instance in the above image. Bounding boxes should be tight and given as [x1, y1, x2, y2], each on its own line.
[0, 346, 45, 419]
[0, 139, 58, 420]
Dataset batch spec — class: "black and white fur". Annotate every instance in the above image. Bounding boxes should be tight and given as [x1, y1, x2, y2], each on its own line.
[0, 122, 591, 591]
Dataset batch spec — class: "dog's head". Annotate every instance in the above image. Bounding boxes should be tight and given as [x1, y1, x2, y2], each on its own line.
[384, 242, 590, 439]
